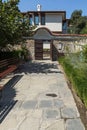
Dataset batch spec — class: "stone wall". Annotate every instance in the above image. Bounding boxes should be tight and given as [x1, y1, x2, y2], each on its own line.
[26, 40, 35, 60]
[53, 38, 87, 53]
[53, 40, 75, 53]
[52, 40, 65, 60]
[52, 38, 87, 60]
[25, 38, 87, 61]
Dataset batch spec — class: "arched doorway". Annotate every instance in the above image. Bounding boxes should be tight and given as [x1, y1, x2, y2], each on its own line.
[43, 40, 51, 60]
[33, 27, 53, 60]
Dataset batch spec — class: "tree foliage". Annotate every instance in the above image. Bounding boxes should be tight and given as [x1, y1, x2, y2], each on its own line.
[68, 10, 87, 34]
[0, 0, 33, 47]
[0, 0, 22, 46]
[21, 15, 35, 37]
[82, 44, 87, 62]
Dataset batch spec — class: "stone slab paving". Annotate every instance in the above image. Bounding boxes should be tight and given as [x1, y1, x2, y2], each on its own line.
[0, 60, 85, 130]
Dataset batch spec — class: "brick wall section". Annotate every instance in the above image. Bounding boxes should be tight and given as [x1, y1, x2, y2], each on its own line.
[26, 40, 35, 60]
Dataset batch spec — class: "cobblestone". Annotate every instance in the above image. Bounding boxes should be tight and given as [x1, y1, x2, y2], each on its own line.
[0, 60, 85, 130]
[66, 119, 85, 130]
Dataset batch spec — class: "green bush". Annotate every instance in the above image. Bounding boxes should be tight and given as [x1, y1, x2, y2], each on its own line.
[0, 51, 20, 60]
[0, 48, 32, 61]
[82, 44, 87, 62]
[59, 55, 87, 108]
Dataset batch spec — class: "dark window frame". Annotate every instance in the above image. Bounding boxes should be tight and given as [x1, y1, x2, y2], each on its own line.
[41, 13, 45, 25]
[34, 13, 39, 25]
[29, 15, 32, 25]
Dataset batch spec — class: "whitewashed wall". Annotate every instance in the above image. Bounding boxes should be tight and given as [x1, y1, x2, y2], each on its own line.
[37, 14, 62, 32]
[45, 14, 62, 32]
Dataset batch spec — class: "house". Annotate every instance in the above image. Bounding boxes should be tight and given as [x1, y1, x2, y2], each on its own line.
[22, 5, 87, 61]
[24, 4, 68, 34]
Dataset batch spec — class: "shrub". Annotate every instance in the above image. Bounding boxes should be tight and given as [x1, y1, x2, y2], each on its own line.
[82, 44, 87, 62]
[59, 55, 87, 108]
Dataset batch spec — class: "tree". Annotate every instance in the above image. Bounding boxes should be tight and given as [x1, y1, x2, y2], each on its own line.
[80, 17, 87, 34]
[0, 0, 34, 48]
[68, 10, 87, 34]
[81, 24, 87, 34]
[0, 0, 23, 47]
[21, 14, 35, 37]
[82, 44, 87, 62]
[70, 10, 82, 25]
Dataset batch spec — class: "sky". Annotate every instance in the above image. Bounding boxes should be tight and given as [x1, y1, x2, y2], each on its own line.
[18, 0, 87, 18]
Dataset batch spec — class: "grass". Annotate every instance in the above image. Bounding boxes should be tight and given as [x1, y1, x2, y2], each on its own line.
[59, 54, 87, 108]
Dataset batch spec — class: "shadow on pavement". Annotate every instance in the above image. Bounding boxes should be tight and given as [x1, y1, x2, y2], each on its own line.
[0, 100, 17, 123]
[0, 75, 23, 123]
[17, 61, 63, 74]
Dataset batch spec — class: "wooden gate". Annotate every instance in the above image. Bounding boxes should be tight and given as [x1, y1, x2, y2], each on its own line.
[35, 40, 43, 60]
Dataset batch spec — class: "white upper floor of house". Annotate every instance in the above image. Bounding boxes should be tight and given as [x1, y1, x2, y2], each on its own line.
[22, 5, 68, 34]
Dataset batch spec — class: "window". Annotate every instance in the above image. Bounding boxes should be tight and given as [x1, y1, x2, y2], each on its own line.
[63, 22, 67, 33]
[63, 22, 67, 30]
[29, 15, 32, 25]
[34, 14, 39, 25]
[41, 14, 45, 25]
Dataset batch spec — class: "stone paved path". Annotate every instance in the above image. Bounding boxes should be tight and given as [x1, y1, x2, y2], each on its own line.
[0, 60, 85, 130]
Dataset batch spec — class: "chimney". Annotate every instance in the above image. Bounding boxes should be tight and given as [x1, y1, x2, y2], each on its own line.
[37, 4, 41, 11]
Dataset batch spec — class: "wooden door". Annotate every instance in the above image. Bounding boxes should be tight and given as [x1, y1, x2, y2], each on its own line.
[35, 40, 43, 60]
